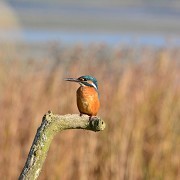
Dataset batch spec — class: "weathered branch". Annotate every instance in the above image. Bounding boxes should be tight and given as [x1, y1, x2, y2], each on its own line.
[19, 111, 106, 180]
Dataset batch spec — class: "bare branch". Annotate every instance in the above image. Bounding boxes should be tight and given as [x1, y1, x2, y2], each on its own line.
[19, 111, 106, 180]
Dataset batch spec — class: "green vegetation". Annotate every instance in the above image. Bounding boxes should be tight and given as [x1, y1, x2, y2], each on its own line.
[0, 44, 179, 179]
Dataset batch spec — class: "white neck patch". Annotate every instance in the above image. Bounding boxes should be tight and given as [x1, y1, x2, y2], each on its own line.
[79, 81, 98, 90]
[91, 82, 98, 90]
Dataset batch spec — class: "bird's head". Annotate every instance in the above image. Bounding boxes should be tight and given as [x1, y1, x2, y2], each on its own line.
[65, 75, 98, 90]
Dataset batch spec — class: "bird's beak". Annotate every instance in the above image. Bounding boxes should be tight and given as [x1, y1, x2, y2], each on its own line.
[64, 78, 81, 83]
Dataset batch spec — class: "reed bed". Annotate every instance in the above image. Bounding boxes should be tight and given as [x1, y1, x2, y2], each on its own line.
[0, 44, 179, 180]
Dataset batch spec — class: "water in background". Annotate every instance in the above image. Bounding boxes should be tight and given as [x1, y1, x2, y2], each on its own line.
[1, 1, 180, 46]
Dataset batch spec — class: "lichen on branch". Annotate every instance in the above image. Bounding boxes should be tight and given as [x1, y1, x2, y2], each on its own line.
[19, 111, 106, 180]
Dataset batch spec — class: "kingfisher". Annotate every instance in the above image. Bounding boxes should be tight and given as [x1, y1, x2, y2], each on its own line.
[65, 75, 100, 120]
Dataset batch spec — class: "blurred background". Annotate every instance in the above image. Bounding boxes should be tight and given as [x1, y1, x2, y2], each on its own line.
[0, 0, 180, 179]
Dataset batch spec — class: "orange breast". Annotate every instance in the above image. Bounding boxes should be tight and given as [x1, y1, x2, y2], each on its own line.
[76, 86, 100, 116]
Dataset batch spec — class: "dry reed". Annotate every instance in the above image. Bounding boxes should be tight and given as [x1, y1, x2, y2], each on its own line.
[0, 44, 179, 180]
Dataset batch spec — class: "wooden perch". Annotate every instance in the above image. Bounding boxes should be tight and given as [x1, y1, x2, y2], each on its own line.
[19, 111, 106, 180]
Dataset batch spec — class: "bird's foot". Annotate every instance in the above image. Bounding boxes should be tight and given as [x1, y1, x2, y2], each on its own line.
[89, 116, 97, 121]
[79, 114, 96, 121]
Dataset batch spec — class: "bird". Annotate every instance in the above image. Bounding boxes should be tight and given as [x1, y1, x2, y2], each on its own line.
[65, 75, 100, 120]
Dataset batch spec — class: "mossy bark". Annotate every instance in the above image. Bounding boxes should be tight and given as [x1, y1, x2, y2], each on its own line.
[19, 111, 106, 180]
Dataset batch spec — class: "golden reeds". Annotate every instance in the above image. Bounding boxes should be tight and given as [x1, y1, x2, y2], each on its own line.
[0, 44, 179, 180]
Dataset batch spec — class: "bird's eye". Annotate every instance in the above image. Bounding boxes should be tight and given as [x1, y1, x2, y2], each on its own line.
[79, 77, 87, 81]
[79, 78, 84, 81]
